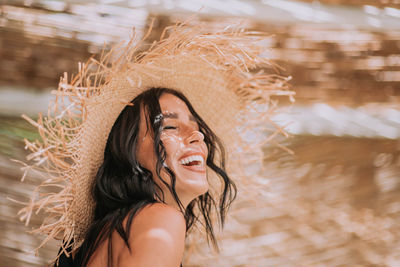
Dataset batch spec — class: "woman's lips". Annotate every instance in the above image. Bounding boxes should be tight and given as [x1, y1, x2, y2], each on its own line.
[180, 163, 206, 173]
[178, 152, 206, 163]
[166, 158, 206, 174]
[176, 149, 207, 174]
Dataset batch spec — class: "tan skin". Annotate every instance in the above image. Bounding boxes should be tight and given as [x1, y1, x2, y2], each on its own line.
[87, 93, 209, 267]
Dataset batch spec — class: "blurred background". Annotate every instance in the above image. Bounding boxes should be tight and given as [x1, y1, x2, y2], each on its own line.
[1, 0, 400, 266]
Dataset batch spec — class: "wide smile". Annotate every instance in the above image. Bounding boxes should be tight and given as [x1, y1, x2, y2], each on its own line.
[178, 154, 206, 173]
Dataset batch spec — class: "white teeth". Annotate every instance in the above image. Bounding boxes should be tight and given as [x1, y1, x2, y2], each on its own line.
[179, 155, 204, 166]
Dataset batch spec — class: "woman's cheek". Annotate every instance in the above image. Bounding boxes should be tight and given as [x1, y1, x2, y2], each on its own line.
[160, 133, 185, 153]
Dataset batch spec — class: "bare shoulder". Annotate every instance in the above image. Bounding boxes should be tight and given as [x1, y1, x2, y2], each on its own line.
[116, 203, 186, 267]
[136, 202, 186, 229]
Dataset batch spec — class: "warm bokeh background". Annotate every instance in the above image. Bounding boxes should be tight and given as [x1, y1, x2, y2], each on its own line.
[1, 1, 399, 266]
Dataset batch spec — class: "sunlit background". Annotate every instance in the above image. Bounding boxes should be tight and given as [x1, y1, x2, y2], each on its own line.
[1, 0, 400, 266]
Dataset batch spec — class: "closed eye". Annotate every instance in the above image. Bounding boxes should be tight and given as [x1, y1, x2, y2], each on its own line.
[162, 126, 177, 130]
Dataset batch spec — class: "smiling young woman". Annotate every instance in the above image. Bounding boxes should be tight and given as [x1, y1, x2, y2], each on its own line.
[70, 88, 234, 267]
[17, 21, 292, 267]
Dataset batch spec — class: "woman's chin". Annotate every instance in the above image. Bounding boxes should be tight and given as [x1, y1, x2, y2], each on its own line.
[175, 175, 209, 199]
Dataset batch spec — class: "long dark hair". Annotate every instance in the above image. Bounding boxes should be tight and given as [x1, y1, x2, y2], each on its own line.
[74, 87, 236, 266]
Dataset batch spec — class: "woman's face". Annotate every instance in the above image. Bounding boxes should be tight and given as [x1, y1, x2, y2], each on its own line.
[136, 93, 209, 208]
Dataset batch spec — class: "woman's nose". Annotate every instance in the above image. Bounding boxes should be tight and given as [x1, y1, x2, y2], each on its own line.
[186, 130, 204, 144]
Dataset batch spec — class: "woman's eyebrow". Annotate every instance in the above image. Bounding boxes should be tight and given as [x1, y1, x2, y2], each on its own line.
[163, 113, 178, 119]
[163, 112, 196, 122]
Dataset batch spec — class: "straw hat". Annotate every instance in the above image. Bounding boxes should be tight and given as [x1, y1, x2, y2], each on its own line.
[18, 20, 293, 258]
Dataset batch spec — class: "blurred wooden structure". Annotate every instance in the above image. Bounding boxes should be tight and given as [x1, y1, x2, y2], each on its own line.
[1, 1, 400, 267]
[1, 4, 399, 104]
[298, 0, 400, 9]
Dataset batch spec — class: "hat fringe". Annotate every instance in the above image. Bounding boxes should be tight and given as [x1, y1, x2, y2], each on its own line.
[17, 19, 294, 261]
